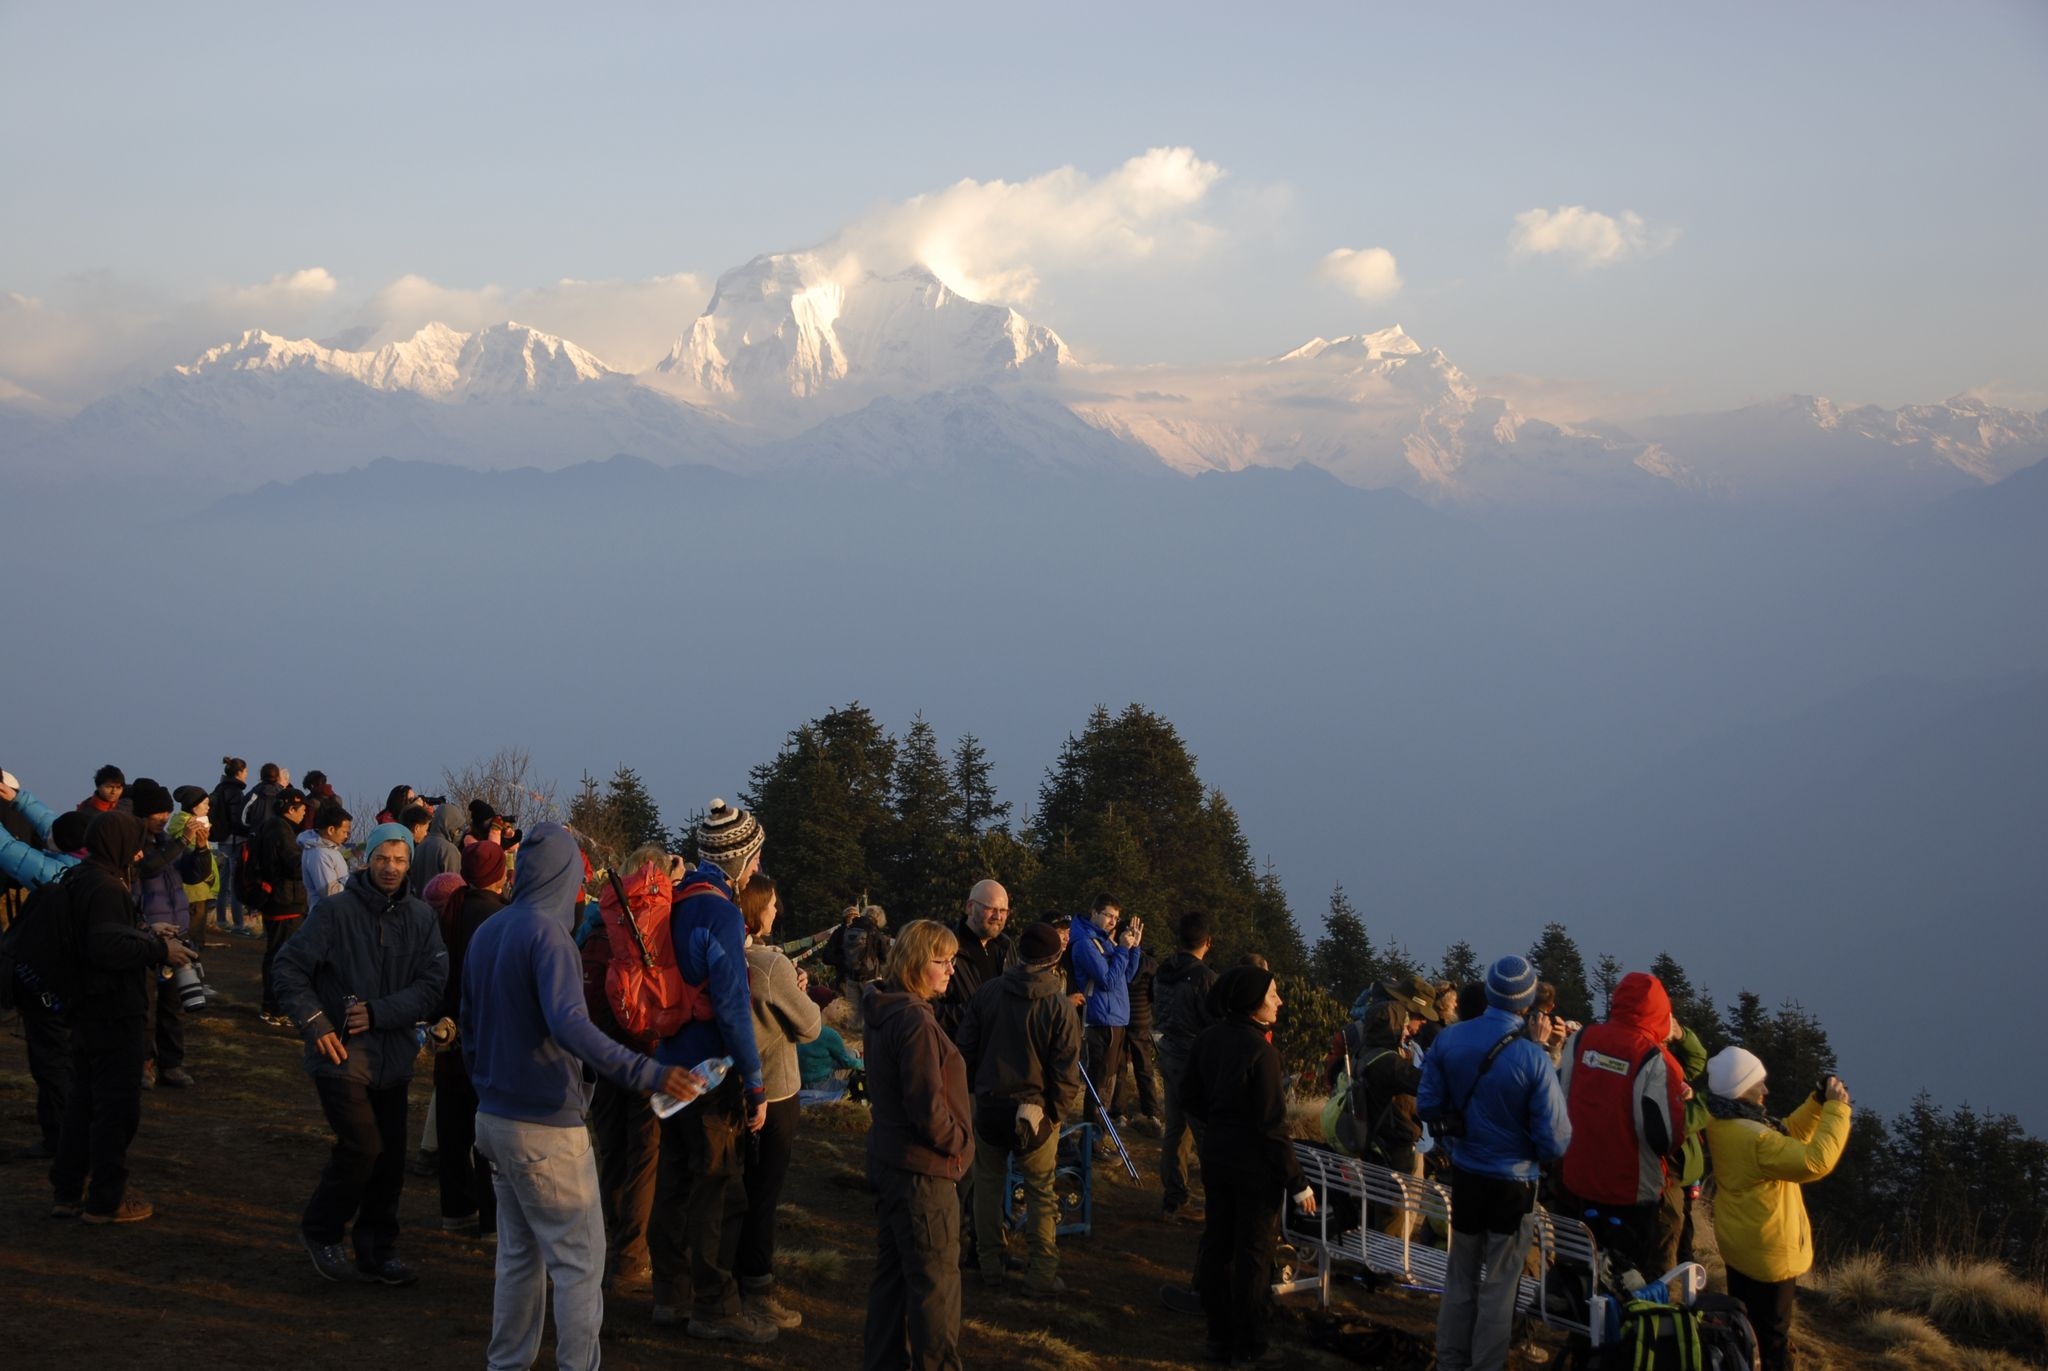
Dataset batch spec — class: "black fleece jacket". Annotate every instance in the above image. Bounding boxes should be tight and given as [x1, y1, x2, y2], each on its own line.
[1180, 1016, 1304, 1195]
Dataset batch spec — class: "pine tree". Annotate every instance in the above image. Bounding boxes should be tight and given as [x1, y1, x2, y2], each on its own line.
[1250, 859, 1308, 978]
[1526, 922, 1594, 1022]
[744, 703, 899, 936]
[1310, 885, 1378, 1003]
[951, 732, 1009, 836]
[1649, 951, 1729, 1053]
[604, 765, 668, 853]
[1437, 939, 1481, 990]
[1592, 953, 1624, 1019]
[885, 714, 967, 922]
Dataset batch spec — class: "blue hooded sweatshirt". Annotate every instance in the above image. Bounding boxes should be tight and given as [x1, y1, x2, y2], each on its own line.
[1070, 914, 1141, 1029]
[461, 822, 666, 1127]
[1, 787, 78, 888]
[654, 863, 764, 1104]
[1416, 1005, 1573, 1182]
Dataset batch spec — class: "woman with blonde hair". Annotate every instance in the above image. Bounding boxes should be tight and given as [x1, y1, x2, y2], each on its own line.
[861, 919, 971, 1371]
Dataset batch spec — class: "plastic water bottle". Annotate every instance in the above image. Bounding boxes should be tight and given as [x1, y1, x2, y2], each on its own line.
[652, 1055, 734, 1118]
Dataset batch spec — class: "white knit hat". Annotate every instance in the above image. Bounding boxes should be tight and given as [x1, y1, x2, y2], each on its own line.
[0, 769, 19, 793]
[1708, 1046, 1768, 1100]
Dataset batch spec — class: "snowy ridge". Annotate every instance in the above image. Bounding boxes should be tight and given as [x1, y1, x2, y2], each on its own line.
[178, 321, 615, 398]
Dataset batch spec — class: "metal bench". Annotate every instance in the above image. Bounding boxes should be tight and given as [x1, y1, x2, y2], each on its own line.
[1277, 1143, 1610, 1347]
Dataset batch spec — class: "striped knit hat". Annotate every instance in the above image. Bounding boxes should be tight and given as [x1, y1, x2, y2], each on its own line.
[696, 799, 765, 874]
[1485, 954, 1540, 1013]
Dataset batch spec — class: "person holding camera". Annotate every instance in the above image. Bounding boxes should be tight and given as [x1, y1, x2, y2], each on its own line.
[1068, 893, 1142, 1150]
[130, 779, 201, 1089]
[50, 810, 199, 1224]
[1703, 1050, 1852, 1371]
[1417, 955, 1571, 1371]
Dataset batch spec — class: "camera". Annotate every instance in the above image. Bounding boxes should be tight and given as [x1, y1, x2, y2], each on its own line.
[1433, 1108, 1468, 1140]
[169, 954, 207, 1012]
[419, 794, 448, 807]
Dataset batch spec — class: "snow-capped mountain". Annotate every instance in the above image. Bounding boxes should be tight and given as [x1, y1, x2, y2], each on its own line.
[644, 253, 1069, 431]
[5, 250, 2044, 509]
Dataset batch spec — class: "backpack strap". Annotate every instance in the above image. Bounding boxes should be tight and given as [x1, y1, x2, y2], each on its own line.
[607, 871, 657, 971]
[1456, 1029, 1523, 1122]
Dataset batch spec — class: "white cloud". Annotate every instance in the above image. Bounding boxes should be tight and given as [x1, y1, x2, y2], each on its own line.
[1317, 246, 1404, 302]
[223, 267, 339, 311]
[1509, 205, 1677, 268]
[357, 273, 709, 371]
[826, 146, 1227, 302]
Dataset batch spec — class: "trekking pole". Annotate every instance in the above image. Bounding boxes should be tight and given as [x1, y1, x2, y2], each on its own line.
[1078, 1062, 1139, 1180]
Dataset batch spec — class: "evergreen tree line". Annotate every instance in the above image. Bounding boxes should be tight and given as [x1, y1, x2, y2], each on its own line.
[1311, 894, 2048, 1276]
[559, 703, 2045, 1276]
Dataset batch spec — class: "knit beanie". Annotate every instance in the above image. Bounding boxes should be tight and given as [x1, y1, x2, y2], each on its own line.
[421, 871, 466, 917]
[696, 799, 765, 874]
[461, 838, 508, 891]
[174, 784, 208, 813]
[1485, 954, 1540, 1013]
[1708, 1046, 1768, 1101]
[1217, 964, 1277, 1018]
[128, 777, 175, 818]
[51, 810, 90, 854]
[469, 798, 498, 833]
[1019, 921, 1063, 965]
[0, 769, 19, 793]
[364, 821, 415, 858]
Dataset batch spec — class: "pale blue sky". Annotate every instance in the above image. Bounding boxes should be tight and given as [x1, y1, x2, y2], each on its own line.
[3, 0, 2044, 413]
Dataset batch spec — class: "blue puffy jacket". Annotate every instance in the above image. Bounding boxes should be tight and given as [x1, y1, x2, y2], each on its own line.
[0, 788, 77, 889]
[654, 864, 764, 1103]
[1069, 915, 1141, 1029]
[1417, 1006, 1572, 1181]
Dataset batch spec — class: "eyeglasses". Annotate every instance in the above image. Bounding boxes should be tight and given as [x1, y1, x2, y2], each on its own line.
[974, 902, 1011, 916]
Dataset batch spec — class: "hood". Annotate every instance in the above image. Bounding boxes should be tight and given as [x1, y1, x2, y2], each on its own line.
[1156, 950, 1210, 986]
[501, 821, 584, 933]
[344, 864, 413, 907]
[83, 810, 146, 878]
[297, 828, 331, 851]
[1609, 972, 1673, 1041]
[427, 803, 466, 843]
[1361, 1000, 1406, 1049]
[1000, 964, 1063, 1001]
[863, 981, 929, 1032]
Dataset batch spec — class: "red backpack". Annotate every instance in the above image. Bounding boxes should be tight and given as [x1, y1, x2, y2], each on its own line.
[597, 862, 714, 1050]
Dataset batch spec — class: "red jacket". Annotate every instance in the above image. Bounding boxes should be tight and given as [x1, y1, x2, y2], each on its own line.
[1558, 972, 1686, 1206]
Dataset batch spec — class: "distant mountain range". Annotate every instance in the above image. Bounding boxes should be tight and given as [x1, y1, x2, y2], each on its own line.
[5, 249, 2044, 507]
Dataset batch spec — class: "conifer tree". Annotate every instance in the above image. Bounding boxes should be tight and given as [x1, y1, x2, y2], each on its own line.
[1526, 922, 1594, 1021]
[885, 714, 967, 921]
[1592, 953, 1624, 1019]
[604, 765, 668, 853]
[951, 732, 1009, 836]
[1250, 859, 1308, 978]
[1437, 939, 1481, 991]
[1310, 885, 1378, 1003]
[745, 703, 899, 935]
[1649, 951, 1729, 1054]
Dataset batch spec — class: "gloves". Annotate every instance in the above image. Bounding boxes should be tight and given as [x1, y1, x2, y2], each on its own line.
[1015, 1101, 1051, 1150]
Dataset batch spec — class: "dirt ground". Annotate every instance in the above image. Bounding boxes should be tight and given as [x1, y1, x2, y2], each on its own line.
[1, 933, 1552, 1370]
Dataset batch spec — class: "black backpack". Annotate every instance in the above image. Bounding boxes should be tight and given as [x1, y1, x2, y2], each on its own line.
[0, 871, 82, 1015]
[1611, 1292, 1760, 1371]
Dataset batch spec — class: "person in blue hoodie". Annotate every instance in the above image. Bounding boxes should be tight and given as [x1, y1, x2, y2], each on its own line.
[1068, 893, 1143, 1144]
[1, 768, 79, 890]
[462, 823, 703, 1371]
[646, 799, 772, 1344]
[1417, 954, 1572, 1371]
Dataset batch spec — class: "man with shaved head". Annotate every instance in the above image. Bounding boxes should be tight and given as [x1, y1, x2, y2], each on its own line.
[936, 879, 1018, 1271]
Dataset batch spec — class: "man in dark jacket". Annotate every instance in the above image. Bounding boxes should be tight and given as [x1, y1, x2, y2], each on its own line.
[410, 802, 464, 896]
[274, 821, 448, 1285]
[50, 811, 197, 1224]
[255, 787, 309, 1024]
[955, 920, 1081, 1297]
[1341, 980, 1437, 1235]
[1154, 912, 1219, 1220]
[1125, 943, 1162, 1129]
[936, 879, 1013, 1040]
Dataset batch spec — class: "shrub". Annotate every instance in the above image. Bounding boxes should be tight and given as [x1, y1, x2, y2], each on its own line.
[1820, 1252, 1894, 1312]
[1894, 1256, 2045, 1337]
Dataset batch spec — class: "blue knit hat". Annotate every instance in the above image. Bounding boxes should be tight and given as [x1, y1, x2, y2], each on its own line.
[1486, 954, 1539, 1013]
[363, 821, 415, 858]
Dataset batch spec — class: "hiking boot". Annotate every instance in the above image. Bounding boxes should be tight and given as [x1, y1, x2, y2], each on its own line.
[49, 1198, 83, 1219]
[650, 1303, 682, 1327]
[978, 1269, 1007, 1290]
[745, 1289, 802, 1329]
[406, 1149, 437, 1177]
[159, 1067, 196, 1088]
[82, 1197, 154, 1224]
[357, 1255, 419, 1286]
[1019, 1274, 1068, 1299]
[1159, 1282, 1204, 1315]
[301, 1231, 360, 1282]
[1131, 1114, 1165, 1138]
[686, 1307, 778, 1344]
[440, 1214, 480, 1234]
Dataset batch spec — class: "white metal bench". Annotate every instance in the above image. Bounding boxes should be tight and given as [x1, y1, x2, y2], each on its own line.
[1277, 1143, 1611, 1347]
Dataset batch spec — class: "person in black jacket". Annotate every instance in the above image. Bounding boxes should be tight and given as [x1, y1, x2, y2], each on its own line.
[207, 758, 252, 936]
[433, 838, 510, 1238]
[1180, 965, 1314, 1367]
[1154, 912, 1220, 1220]
[50, 811, 197, 1224]
[955, 920, 1081, 1297]
[273, 820, 448, 1285]
[255, 788, 308, 1024]
[1125, 942, 1162, 1130]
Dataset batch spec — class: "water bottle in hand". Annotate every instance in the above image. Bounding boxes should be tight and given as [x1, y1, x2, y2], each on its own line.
[652, 1055, 734, 1118]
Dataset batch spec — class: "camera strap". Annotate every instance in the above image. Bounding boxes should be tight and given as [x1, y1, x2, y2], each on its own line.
[1455, 1029, 1523, 1122]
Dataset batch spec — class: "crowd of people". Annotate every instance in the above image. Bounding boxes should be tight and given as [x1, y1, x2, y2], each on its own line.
[1, 757, 1853, 1371]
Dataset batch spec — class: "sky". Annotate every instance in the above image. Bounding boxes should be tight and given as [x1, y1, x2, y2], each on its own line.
[2, 1, 2045, 416]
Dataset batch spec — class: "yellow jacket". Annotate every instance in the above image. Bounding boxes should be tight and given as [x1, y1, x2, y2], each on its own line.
[1704, 1096, 1851, 1282]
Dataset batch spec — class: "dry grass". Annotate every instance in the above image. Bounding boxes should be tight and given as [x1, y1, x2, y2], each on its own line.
[808, 1100, 874, 1136]
[1861, 1309, 1953, 1361]
[1820, 1251, 1895, 1312]
[1951, 1349, 2036, 1371]
[1893, 1256, 2048, 1338]
[963, 1320, 1100, 1370]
